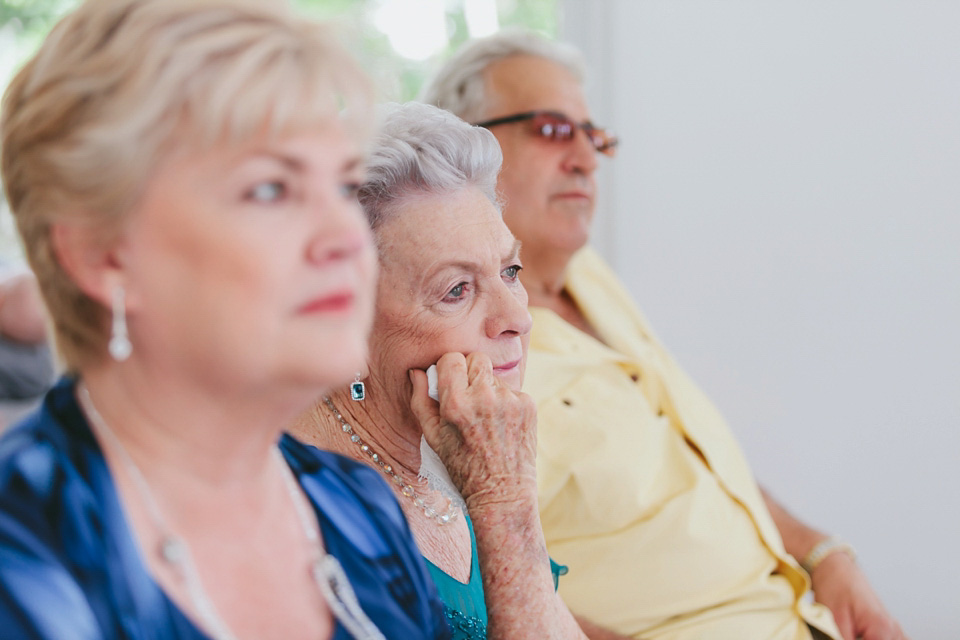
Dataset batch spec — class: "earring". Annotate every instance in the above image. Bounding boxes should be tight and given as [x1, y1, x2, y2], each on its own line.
[108, 284, 132, 362]
[350, 373, 365, 401]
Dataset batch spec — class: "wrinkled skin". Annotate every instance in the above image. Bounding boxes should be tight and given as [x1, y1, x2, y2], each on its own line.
[409, 352, 585, 639]
[409, 351, 538, 510]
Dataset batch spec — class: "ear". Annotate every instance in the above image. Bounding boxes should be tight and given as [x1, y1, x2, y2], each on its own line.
[50, 221, 128, 308]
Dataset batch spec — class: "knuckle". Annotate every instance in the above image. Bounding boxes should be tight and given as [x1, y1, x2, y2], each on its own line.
[467, 351, 492, 367]
[438, 351, 466, 369]
[517, 392, 537, 415]
[444, 395, 474, 425]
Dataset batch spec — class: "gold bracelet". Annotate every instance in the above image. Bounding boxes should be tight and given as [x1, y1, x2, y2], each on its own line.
[800, 537, 857, 575]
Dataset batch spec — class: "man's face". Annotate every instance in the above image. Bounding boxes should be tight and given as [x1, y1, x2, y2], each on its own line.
[481, 55, 599, 268]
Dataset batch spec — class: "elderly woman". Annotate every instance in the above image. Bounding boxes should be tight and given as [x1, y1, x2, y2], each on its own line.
[292, 102, 586, 640]
[0, 1, 448, 638]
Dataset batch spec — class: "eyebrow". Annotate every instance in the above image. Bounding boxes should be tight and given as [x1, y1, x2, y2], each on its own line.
[506, 238, 522, 262]
[239, 151, 303, 172]
[341, 156, 364, 173]
[239, 151, 364, 175]
[426, 238, 523, 277]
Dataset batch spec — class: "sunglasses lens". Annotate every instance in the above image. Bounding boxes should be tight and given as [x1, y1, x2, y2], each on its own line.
[524, 112, 619, 156]
[532, 114, 575, 141]
[595, 132, 619, 157]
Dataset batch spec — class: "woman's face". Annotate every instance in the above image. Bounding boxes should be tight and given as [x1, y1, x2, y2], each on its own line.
[118, 120, 376, 396]
[369, 186, 532, 404]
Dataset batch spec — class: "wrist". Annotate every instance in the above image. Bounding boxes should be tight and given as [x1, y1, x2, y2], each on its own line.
[800, 536, 857, 575]
[464, 477, 538, 513]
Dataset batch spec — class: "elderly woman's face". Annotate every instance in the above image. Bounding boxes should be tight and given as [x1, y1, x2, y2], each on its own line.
[118, 120, 376, 393]
[370, 186, 532, 397]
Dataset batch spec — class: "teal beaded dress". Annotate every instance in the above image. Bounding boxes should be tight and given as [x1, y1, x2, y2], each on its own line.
[424, 513, 568, 640]
[425, 514, 487, 639]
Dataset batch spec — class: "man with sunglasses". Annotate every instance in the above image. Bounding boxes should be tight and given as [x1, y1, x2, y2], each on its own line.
[422, 30, 905, 640]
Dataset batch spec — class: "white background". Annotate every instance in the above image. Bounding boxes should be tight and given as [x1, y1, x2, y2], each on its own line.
[561, 1, 960, 637]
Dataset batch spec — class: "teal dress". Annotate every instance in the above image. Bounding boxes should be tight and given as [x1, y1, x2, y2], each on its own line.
[424, 514, 568, 640]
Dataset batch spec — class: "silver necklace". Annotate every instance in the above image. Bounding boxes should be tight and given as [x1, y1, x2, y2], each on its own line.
[79, 382, 385, 640]
[323, 397, 460, 526]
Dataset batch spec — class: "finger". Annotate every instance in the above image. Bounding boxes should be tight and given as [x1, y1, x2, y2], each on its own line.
[435, 352, 468, 403]
[833, 610, 855, 640]
[861, 616, 906, 640]
[464, 351, 494, 387]
[514, 390, 539, 427]
[860, 624, 889, 640]
[408, 369, 441, 439]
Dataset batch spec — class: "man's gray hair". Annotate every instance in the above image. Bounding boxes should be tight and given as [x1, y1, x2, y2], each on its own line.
[359, 102, 503, 232]
[419, 28, 585, 123]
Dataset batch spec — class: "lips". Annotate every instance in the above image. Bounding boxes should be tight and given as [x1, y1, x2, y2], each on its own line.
[553, 178, 594, 201]
[297, 291, 355, 314]
[492, 358, 522, 373]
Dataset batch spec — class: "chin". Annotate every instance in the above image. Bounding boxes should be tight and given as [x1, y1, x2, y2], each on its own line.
[494, 368, 524, 392]
[548, 227, 590, 255]
[297, 337, 368, 390]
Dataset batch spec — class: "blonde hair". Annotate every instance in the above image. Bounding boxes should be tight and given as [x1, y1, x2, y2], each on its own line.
[1, 0, 373, 371]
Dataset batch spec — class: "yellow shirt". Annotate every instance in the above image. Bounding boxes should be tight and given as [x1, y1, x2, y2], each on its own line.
[524, 247, 840, 640]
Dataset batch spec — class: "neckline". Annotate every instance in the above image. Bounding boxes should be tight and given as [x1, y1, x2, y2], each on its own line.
[423, 512, 479, 588]
[61, 379, 352, 640]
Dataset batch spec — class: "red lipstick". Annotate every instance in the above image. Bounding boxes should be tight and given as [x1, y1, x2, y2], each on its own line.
[297, 291, 354, 314]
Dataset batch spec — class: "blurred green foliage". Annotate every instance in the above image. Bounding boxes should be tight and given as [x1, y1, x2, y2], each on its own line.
[1, 0, 556, 101]
[0, 0, 69, 25]
[0, 0, 555, 253]
[292, 0, 557, 100]
[1, 0, 76, 69]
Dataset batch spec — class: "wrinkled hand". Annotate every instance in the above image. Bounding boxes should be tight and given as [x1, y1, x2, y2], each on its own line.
[408, 352, 538, 509]
[812, 553, 908, 640]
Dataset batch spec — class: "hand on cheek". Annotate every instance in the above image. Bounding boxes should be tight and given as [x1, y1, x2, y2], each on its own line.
[408, 351, 538, 508]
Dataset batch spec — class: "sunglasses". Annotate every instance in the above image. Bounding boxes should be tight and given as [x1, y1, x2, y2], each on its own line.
[474, 110, 619, 157]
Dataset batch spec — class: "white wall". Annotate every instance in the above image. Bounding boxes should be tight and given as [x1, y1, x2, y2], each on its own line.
[561, 2, 960, 637]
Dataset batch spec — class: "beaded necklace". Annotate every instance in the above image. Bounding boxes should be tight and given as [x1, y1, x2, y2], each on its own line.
[323, 397, 460, 526]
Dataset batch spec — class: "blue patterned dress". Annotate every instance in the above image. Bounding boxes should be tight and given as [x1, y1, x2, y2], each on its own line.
[0, 377, 451, 639]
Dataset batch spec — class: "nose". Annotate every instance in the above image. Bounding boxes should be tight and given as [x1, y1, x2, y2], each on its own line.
[306, 196, 373, 265]
[561, 126, 599, 176]
[485, 279, 533, 340]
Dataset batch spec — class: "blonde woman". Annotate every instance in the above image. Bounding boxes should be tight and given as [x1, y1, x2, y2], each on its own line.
[0, 1, 448, 638]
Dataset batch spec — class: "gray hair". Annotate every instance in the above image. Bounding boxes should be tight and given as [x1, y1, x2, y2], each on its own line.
[359, 102, 503, 234]
[419, 28, 585, 123]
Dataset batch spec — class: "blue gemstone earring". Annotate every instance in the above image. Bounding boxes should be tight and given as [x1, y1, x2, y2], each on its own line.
[350, 373, 365, 401]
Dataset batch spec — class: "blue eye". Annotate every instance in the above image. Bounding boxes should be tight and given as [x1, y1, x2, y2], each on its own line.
[502, 264, 522, 280]
[443, 282, 468, 302]
[247, 181, 286, 203]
